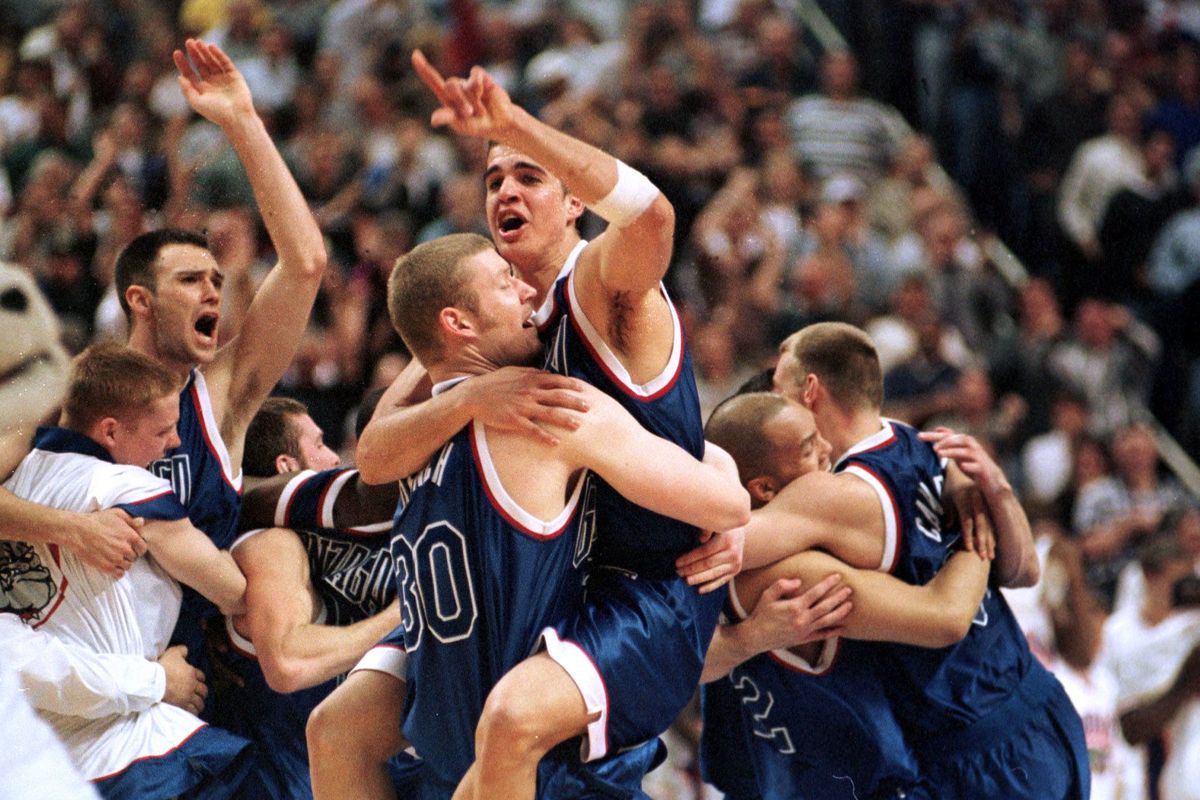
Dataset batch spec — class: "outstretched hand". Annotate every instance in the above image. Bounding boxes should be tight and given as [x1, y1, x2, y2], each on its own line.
[411, 49, 518, 139]
[173, 38, 255, 128]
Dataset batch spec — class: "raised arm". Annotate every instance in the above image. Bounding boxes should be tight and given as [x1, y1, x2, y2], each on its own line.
[357, 361, 588, 484]
[412, 50, 673, 297]
[922, 428, 1039, 587]
[172, 39, 326, 445]
[141, 517, 245, 615]
[561, 387, 750, 533]
[232, 528, 402, 693]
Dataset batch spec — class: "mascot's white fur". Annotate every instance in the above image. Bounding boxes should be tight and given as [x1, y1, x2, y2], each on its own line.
[0, 262, 69, 475]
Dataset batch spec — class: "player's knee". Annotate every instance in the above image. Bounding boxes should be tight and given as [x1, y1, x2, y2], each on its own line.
[306, 695, 341, 760]
[476, 677, 554, 760]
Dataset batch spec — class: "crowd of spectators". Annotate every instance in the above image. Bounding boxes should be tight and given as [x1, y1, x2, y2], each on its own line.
[3, 0, 1200, 797]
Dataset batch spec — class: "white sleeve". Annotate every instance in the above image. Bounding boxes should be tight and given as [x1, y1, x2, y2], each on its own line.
[0, 615, 165, 718]
[0, 669, 99, 799]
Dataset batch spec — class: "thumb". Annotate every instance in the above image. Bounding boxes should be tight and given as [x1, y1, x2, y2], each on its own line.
[765, 577, 802, 601]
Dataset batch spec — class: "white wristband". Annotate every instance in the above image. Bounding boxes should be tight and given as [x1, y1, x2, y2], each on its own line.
[590, 160, 659, 227]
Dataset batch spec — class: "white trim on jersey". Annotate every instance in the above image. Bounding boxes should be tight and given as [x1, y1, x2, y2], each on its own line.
[350, 643, 409, 682]
[190, 369, 243, 492]
[273, 469, 317, 527]
[530, 240, 587, 329]
[470, 424, 586, 538]
[841, 464, 900, 573]
[230, 527, 268, 553]
[833, 420, 896, 471]
[728, 580, 841, 675]
[540, 627, 609, 762]
[563, 266, 683, 399]
[320, 469, 356, 529]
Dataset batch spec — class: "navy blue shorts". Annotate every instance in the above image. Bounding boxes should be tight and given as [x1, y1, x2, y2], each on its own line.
[543, 568, 725, 761]
[913, 664, 1091, 800]
[93, 724, 254, 800]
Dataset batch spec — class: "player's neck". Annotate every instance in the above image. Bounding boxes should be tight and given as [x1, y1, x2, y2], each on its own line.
[521, 232, 583, 305]
[126, 327, 194, 381]
[823, 408, 885, 463]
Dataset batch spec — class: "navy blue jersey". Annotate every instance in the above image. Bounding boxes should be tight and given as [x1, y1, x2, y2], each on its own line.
[150, 368, 242, 549]
[151, 369, 243, 676]
[700, 593, 929, 800]
[270, 467, 396, 626]
[218, 467, 410, 798]
[540, 267, 704, 578]
[834, 421, 1034, 734]
[394, 417, 594, 794]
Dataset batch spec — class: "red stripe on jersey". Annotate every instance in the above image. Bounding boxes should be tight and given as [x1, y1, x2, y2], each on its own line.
[468, 424, 572, 540]
[92, 722, 208, 782]
[189, 383, 240, 494]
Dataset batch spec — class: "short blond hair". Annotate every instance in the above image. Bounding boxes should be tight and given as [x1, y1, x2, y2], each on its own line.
[779, 322, 882, 411]
[62, 343, 181, 432]
[387, 233, 491, 364]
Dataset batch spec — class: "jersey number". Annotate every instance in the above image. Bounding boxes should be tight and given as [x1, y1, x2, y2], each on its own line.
[729, 667, 796, 755]
[395, 522, 479, 650]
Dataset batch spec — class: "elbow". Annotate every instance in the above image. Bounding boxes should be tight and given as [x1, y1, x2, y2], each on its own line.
[715, 487, 751, 531]
[259, 655, 312, 694]
[934, 613, 974, 648]
[354, 436, 390, 485]
[297, 244, 328, 281]
[1001, 553, 1041, 589]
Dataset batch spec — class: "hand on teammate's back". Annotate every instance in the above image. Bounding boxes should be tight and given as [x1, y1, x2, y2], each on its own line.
[159, 645, 208, 716]
[676, 527, 746, 593]
[468, 367, 590, 446]
[67, 508, 146, 578]
[921, 427, 1003, 560]
[743, 575, 853, 652]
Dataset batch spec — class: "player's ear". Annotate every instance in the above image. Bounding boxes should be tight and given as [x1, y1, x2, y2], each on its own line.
[126, 285, 153, 318]
[564, 193, 585, 224]
[438, 306, 475, 341]
[95, 416, 120, 449]
[802, 373, 820, 408]
[274, 453, 300, 475]
[746, 475, 777, 505]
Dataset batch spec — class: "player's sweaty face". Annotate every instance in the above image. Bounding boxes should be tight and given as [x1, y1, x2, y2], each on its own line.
[484, 146, 575, 270]
[150, 244, 223, 366]
[465, 248, 541, 368]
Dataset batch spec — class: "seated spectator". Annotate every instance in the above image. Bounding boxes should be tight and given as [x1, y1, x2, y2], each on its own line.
[1048, 298, 1161, 439]
[882, 311, 964, 428]
[1, 342, 250, 797]
[1073, 423, 1191, 609]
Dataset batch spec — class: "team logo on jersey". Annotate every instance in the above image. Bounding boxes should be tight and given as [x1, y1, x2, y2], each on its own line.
[914, 473, 944, 544]
[574, 478, 597, 568]
[151, 454, 192, 506]
[0, 542, 60, 622]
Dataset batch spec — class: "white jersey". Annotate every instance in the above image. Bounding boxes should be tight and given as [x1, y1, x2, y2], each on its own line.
[1104, 606, 1200, 800]
[1049, 657, 1139, 800]
[0, 667, 99, 799]
[0, 427, 204, 781]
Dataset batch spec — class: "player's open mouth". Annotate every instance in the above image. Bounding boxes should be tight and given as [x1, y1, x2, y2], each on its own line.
[498, 212, 527, 236]
[194, 313, 219, 341]
[0, 352, 51, 388]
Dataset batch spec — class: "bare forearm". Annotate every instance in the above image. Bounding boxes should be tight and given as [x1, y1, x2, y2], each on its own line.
[0, 488, 72, 546]
[221, 114, 324, 276]
[358, 389, 472, 484]
[498, 106, 619, 204]
[701, 623, 756, 683]
[262, 608, 401, 693]
[985, 485, 1039, 587]
[1121, 687, 1187, 744]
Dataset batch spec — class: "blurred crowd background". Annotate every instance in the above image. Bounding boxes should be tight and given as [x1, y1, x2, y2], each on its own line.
[4, 0, 1200, 797]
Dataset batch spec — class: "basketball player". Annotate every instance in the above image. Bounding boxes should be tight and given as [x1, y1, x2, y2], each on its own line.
[370, 233, 748, 798]
[217, 397, 411, 799]
[735, 322, 1090, 799]
[699, 392, 996, 799]
[110, 39, 327, 676]
[2, 343, 250, 798]
[341, 54, 746, 800]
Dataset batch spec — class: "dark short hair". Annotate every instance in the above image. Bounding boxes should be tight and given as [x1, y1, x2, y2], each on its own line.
[113, 229, 209, 320]
[62, 342, 181, 432]
[387, 233, 491, 364]
[243, 396, 309, 478]
[779, 322, 882, 411]
[705, 392, 792, 487]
